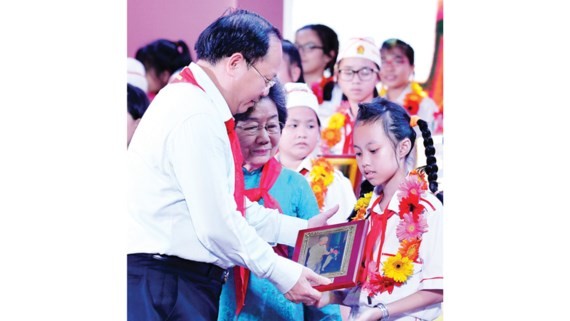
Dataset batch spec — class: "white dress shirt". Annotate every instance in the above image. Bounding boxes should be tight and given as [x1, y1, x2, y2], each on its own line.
[127, 63, 308, 293]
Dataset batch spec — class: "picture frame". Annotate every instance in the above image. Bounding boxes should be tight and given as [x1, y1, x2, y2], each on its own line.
[292, 219, 369, 291]
[318, 154, 363, 195]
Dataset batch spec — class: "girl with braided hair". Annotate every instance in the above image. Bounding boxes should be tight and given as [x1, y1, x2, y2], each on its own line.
[317, 97, 443, 321]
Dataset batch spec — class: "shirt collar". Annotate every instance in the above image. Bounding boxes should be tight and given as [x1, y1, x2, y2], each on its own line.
[371, 187, 402, 214]
[189, 62, 233, 123]
[297, 157, 313, 173]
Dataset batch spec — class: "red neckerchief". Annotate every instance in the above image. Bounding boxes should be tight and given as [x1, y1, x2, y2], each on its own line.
[172, 66, 247, 316]
[359, 194, 396, 284]
[310, 76, 334, 105]
[243, 158, 288, 256]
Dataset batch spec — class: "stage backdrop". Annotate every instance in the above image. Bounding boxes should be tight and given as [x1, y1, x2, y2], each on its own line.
[127, 0, 283, 59]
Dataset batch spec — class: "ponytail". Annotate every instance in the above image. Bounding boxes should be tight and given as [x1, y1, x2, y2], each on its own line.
[415, 119, 443, 203]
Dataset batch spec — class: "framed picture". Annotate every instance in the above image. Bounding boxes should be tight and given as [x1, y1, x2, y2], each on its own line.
[319, 154, 362, 195]
[292, 219, 369, 291]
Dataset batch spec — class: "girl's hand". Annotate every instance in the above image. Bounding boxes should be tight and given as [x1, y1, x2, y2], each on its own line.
[315, 290, 347, 308]
[353, 307, 382, 321]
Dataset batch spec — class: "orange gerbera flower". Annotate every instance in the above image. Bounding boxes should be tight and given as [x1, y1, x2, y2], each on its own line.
[321, 127, 342, 147]
[403, 92, 421, 115]
[310, 180, 326, 209]
[398, 238, 422, 262]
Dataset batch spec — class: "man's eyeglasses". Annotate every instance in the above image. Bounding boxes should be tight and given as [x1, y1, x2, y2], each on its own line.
[236, 122, 282, 136]
[250, 64, 276, 89]
[338, 67, 379, 81]
[295, 43, 324, 54]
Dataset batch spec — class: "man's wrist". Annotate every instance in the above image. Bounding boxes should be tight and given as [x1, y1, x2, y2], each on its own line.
[373, 302, 389, 320]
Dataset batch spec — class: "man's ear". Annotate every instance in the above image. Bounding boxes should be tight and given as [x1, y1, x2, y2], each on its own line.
[226, 52, 246, 76]
[398, 138, 412, 158]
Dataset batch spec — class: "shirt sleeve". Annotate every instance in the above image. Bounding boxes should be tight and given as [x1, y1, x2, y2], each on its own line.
[417, 195, 443, 290]
[418, 97, 439, 132]
[168, 109, 302, 293]
[244, 197, 308, 246]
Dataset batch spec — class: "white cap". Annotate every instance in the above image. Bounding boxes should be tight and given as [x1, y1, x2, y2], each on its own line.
[127, 58, 148, 93]
[284, 82, 319, 116]
[336, 37, 381, 67]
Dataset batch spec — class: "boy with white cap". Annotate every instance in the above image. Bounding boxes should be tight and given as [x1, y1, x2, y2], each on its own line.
[321, 37, 381, 155]
[127, 57, 148, 93]
[278, 82, 356, 225]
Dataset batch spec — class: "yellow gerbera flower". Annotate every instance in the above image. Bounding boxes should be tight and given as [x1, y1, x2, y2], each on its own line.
[411, 81, 428, 98]
[354, 192, 373, 212]
[327, 113, 346, 129]
[382, 253, 414, 283]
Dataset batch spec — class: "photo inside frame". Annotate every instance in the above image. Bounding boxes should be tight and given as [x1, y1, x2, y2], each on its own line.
[297, 224, 357, 278]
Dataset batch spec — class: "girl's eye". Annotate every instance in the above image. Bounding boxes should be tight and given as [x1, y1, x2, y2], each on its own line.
[355, 152, 362, 157]
[286, 123, 297, 128]
[308, 125, 315, 129]
[369, 148, 379, 154]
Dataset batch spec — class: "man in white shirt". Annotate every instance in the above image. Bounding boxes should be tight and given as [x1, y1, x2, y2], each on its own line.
[127, 9, 337, 321]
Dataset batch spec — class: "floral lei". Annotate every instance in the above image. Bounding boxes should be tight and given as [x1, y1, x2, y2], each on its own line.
[352, 170, 430, 297]
[380, 81, 427, 116]
[308, 157, 335, 209]
[321, 111, 347, 148]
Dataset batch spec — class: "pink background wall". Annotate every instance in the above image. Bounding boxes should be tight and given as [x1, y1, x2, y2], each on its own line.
[127, 0, 284, 59]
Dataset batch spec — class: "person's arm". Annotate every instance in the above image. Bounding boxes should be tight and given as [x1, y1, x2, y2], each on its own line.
[168, 105, 331, 302]
[244, 198, 339, 246]
[353, 290, 443, 321]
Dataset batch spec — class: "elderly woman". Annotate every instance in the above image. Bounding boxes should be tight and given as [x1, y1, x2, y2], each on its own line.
[218, 83, 342, 321]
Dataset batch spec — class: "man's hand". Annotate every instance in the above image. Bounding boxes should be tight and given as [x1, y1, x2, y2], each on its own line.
[307, 204, 339, 228]
[284, 267, 332, 305]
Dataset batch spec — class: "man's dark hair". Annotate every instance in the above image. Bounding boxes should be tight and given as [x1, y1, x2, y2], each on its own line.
[127, 84, 150, 120]
[195, 9, 282, 65]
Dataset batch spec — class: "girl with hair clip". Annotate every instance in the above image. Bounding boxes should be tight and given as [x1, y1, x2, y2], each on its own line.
[317, 97, 443, 321]
[135, 38, 193, 100]
[321, 37, 381, 155]
[378, 38, 439, 134]
[295, 24, 343, 124]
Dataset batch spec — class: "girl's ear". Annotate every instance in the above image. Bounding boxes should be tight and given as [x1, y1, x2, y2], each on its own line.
[159, 70, 172, 85]
[291, 65, 302, 83]
[398, 138, 412, 158]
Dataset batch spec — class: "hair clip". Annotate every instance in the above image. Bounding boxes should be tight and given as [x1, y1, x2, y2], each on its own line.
[409, 115, 420, 127]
